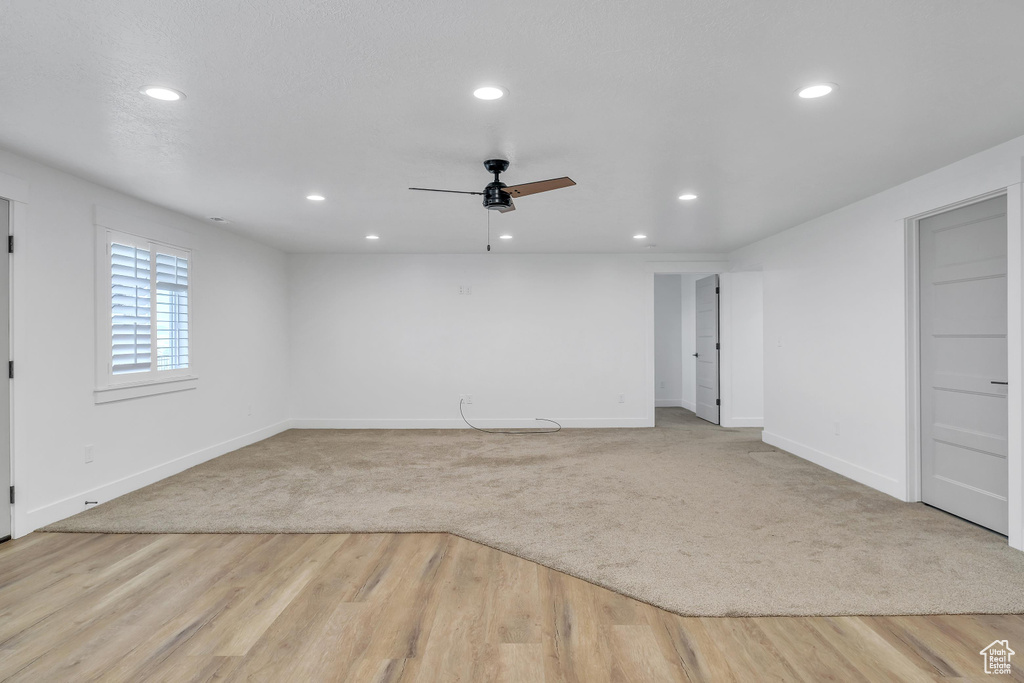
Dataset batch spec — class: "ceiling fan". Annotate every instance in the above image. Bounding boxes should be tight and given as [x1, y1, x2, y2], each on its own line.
[409, 159, 575, 213]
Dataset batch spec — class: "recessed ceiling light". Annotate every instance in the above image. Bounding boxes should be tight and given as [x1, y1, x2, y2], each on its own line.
[797, 83, 836, 99]
[678, 193, 698, 201]
[306, 194, 325, 201]
[473, 86, 506, 100]
[633, 234, 647, 240]
[141, 86, 185, 101]
[365, 234, 379, 240]
[499, 234, 513, 240]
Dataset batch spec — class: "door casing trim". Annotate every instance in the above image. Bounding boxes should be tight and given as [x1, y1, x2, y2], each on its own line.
[904, 188, 1014, 533]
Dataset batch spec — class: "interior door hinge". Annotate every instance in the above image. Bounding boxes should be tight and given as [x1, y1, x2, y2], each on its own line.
[716, 399, 720, 406]
[715, 286, 719, 294]
[9, 486, 13, 505]
[7, 235, 12, 254]
[8, 361, 12, 379]
[716, 342, 720, 350]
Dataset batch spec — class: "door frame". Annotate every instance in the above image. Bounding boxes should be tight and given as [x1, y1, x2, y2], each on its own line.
[904, 186, 1022, 545]
[0, 174, 24, 540]
[0, 169, 26, 540]
[645, 261, 728, 426]
[0, 199, 8, 542]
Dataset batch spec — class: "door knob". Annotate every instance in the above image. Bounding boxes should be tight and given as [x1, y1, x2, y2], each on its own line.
[692, 353, 699, 357]
[992, 381, 1009, 385]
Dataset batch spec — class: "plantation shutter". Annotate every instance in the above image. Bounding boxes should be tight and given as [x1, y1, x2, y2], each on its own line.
[110, 243, 152, 374]
[155, 252, 189, 370]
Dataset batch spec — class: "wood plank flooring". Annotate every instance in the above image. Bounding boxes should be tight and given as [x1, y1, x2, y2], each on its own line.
[0, 532, 1022, 681]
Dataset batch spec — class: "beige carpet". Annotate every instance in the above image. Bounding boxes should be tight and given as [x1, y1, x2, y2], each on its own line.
[44, 409, 1024, 616]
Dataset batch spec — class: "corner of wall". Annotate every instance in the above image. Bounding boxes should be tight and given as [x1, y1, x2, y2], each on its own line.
[762, 431, 904, 500]
[16, 419, 294, 536]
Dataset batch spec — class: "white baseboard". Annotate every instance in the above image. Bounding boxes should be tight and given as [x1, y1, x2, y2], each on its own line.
[655, 399, 683, 407]
[762, 431, 903, 499]
[290, 417, 651, 429]
[721, 417, 764, 428]
[19, 419, 293, 536]
[681, 399, 696, 412]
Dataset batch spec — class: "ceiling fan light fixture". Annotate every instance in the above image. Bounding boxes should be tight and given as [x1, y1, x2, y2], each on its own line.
[499, 234, 513, 240]
[408, 159, 574, 219]
[473, 86, 506, 100]
[797, 83, 836, 99]
[141, 86, 185, 101]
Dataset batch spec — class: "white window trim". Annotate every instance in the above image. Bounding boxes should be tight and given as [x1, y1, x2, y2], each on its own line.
[94, 209, 197, 403]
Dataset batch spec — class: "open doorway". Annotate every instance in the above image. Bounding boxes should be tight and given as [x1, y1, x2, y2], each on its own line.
[654, 273, 720, 424]
[652, 270, 764, 429]
[655, 274, 691, 411]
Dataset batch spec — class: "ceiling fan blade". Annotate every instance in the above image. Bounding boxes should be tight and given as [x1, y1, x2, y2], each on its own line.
[498, 201, 516, 213]
[408, 187, 484, 195]
[504, 177, 575, 198]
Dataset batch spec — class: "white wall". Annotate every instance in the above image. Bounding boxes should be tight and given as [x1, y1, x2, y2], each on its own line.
[729, 134, 1024, 526]
[0, 148, 291, 536]
[288, 255, 756, 431]
[289, 253, 669, 428]
[654, 274, 682, 407]
[719, 271, 764, 428]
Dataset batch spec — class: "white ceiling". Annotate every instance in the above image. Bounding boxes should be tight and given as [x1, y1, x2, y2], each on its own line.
[1, 1, 1023, 254]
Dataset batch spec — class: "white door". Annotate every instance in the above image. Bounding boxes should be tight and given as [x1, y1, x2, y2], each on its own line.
[0, 199, 8, 541]
[920, 194, 1008, 534]
[695, 274, 720, 424]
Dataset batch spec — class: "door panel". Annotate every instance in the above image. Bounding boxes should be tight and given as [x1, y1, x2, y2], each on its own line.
[932, 278, 1006, 334]
[920, 194, 1008, 533]
[695, 274, 719, 424]
[932, 442, 1008, 496]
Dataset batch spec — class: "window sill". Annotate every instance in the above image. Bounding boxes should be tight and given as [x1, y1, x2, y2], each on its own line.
[94, 376, 198, 404]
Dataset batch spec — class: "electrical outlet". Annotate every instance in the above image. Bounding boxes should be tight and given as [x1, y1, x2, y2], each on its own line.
[659, 381, 665, 389]
[84, 444, 93, 464]
[618, 393, 625, 403]
[834, 421, 841, 436]
[460, 394, 474, 405]
[458, 285, 473, 295]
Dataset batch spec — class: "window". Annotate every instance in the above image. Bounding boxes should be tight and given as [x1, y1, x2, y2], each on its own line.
[110, 240, 190, 376]
[96, 227, 195, 402]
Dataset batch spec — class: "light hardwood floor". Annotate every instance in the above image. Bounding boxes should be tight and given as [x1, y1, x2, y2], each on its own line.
[0, 532, 1022, 682]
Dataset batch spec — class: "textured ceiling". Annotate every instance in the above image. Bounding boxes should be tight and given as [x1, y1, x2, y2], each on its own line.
[1, 0, 1023, 253]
